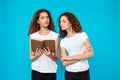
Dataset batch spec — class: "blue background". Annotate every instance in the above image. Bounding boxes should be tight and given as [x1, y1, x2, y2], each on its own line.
[0, 0, 120, 80]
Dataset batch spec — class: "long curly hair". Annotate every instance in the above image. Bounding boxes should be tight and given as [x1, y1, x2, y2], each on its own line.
[28, 9, 54, 35]
[59, 12, 82, 38]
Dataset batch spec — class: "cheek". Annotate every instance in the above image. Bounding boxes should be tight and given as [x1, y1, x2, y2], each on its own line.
[39, 20, 44, 24]
[48, 20, 50, 23]
[61, 24, 68, 30]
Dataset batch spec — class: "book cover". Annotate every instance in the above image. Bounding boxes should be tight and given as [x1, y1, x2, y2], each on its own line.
[31, 39, 55, 52]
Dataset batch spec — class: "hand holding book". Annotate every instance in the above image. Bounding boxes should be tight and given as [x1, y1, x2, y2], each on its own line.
[35, 48, 43, 57]
[43, 47, 52, 57]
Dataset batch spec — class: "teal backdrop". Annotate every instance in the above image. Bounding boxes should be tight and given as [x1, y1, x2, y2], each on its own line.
[0, 0, 120, 80]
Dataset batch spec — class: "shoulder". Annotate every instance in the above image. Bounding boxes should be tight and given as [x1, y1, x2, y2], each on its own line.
[60, 38, 66, 47]
[50, 31, 59, 36]
[60, 37, 67, 43]
[30, 32, 39, 38]
[77, 32, 88, 41]
[82, 32, 88, 36]
[50, 31, 59, 41]
[77, 32, 87, 36]
[50, 31, 59, 38]
[77, 32, 88, 37]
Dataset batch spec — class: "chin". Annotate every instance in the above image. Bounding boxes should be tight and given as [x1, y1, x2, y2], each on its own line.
[44, 25, 49, 28]
[61, 28, 66, 30]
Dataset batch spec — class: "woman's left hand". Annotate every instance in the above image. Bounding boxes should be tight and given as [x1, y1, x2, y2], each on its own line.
[43, 47, 52, 57]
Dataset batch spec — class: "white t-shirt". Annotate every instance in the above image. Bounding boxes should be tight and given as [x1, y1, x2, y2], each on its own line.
[60, 32, 89, 72]
[30, 31, 58, 73]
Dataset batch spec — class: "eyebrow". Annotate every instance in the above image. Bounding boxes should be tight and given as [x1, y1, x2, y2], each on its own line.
[40, 15, 49, 17]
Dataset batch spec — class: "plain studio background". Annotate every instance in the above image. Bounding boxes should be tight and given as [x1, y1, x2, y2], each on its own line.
[0, 0, 120, 80]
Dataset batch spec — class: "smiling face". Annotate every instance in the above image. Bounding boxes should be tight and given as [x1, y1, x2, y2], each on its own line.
[37, 12, 50, 28]
[59, 15, 72, 31]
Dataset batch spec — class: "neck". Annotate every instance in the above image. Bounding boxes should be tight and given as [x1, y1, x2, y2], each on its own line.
[40, 27, 49, 33]
[66, 27, 76, 37]
[39, 27, 50, 35]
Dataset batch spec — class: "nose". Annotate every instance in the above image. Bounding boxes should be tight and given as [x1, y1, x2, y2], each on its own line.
[60, 24, 63, 28]
[45, 17, 49, 20]
[60, 22, 62, 26]
[45, 18, 48, 20]
[45, 19, 48, 21]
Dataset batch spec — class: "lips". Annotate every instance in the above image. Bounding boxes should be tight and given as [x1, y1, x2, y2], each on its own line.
[44, 22, 49, 25]
[61, 25, 65, 28]
[60, 26, 65, 30]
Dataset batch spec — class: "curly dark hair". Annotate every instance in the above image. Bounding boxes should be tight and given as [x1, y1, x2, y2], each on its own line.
[59, 12, 82, 38]
[28, 9, 54, 35]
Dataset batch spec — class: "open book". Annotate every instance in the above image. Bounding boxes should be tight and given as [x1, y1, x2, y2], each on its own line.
[31, 39, 55, 52]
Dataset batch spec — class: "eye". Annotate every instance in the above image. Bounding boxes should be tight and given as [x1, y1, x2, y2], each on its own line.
[63, 20, 66, 23]
[46, 16, 49, 19]
[40, 16, 44, 19]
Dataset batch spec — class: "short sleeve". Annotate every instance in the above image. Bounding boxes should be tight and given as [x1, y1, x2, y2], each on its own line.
[29, 33, 36, 39]
[60, 39, 66, 48]
[54, 33, 59, 41]
[51, 31, 59, 41]
[81, 32, 88, 41]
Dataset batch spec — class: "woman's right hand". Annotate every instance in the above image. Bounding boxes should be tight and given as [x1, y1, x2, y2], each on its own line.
[36, 48, 43, 57]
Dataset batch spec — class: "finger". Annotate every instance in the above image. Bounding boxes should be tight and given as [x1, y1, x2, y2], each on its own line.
[61, 57, 65, 61]
[47, 47, 50, 52]
[43, 48, 48, 52]
[47, 52, 51, 55]
[63, 57, 68, 60]
[36, 48, 39, 52]
[39, 48, 42, 52]
[42, 50, 47, 55]
[42, 50, 46, 54]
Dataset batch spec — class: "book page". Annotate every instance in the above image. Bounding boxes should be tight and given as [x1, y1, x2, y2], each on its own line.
[31, 39, 45, 52]
[44, 40, 55, 52]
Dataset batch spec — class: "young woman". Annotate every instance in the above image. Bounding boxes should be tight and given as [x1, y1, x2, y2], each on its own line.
[59, 12, 94, 80]
[28, 9, 59, 80]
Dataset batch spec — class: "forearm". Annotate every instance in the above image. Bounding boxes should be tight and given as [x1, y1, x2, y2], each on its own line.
[70, 52, 94, 60]
[62, 60, 80, 66]
[49, 55, 59, 61]
[30, 55, 39, 61]
[49, 47, 59, 61]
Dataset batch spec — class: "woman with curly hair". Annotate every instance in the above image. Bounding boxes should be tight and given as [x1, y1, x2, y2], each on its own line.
[59, 12, 94, 80]
[28, 9, 59, 80]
